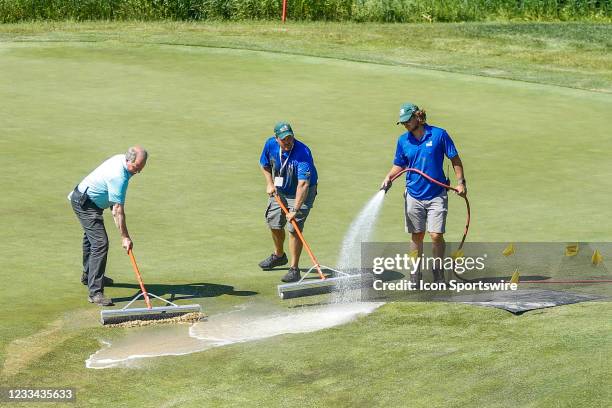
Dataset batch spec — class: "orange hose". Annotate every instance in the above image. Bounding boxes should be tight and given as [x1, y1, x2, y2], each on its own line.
[273, 193, 326, 280]
[128, 249, 152, 309]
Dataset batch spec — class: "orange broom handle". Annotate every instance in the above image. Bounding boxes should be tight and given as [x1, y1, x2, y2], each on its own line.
[128, 249, 153, 309]
[273, 193, 326, 280]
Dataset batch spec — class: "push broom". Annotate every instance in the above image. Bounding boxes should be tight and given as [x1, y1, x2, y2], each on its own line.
[100, 249, 202, 325]
[273, 193, 365, 300]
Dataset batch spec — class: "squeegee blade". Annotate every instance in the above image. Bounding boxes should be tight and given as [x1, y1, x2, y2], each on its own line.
[100, 304, 202, 325]
[277, 274, 367, 300]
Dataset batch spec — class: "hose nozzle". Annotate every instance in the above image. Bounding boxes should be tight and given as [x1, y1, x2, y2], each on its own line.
[380, 181, 392, 193]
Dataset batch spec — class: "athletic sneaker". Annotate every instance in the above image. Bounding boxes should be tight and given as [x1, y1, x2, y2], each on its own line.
[281, 267, 301, 283]
[81, 274, 114, 286]
[88, 292, 114, 307]
[258, 253, 288, 270]
[433, 270, 446, 284]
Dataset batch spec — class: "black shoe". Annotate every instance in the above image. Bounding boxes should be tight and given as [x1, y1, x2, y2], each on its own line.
[281, 267, 301, 283]
[258, 253, 288, 270]
[410, 271, 422, 287]
[88, 292, 114, 307]
[81, 274, 114, 286]
[433, 270, 446, 284]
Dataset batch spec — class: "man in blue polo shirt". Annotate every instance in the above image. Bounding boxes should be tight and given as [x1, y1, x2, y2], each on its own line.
[68, 146, 148, 306]
[259, 121, 318, 283]
[382, 103, 466, 284]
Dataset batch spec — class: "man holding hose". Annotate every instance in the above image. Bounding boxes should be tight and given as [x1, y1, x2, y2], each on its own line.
[259, 121, 318, 283]
[381, 103, 466, 284]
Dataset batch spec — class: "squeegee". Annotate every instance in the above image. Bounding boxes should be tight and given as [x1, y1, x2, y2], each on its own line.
[100, 249, 202, 325]
[273, 193, 365, 300]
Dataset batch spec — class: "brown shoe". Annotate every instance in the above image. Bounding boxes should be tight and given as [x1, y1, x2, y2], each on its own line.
[88, 292, 114, 307]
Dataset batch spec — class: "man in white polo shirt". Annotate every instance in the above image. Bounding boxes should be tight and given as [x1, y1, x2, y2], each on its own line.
[68, 146, 148, 306]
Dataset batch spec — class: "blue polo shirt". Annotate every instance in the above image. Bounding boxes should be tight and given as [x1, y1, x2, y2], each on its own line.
[73, 154, 133, 209]
[259, 137, 318, 196]
[393, 124, 458, 200]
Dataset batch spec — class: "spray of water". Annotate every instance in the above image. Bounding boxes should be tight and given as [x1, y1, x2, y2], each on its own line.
[332, 190, 387, 303]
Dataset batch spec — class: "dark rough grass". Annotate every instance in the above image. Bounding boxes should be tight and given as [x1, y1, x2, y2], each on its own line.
[0, 21, 610, 92]
[0, 0, 610, 23]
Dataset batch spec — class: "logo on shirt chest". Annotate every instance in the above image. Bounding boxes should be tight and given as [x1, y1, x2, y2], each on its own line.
[426, 141, 433, 147]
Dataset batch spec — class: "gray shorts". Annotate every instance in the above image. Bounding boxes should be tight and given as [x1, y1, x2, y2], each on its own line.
[266, 184, 317, 233]
[404, 189, 448, 234]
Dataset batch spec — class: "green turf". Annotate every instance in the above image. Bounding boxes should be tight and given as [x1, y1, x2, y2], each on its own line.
[0, 26, 611, 407]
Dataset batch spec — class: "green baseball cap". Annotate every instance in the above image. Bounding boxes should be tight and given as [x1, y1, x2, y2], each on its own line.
[397, 103, 419, 124]
[274, 121, 294, 139]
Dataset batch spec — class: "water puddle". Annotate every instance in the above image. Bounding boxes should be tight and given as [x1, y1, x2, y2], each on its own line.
[86, 302, 382, 369]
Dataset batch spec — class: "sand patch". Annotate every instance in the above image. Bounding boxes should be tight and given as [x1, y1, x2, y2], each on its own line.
[3, 319, 65, 377]
[2, 308, 99, 377]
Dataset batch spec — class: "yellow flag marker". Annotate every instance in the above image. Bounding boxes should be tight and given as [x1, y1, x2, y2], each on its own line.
[409, 249, 419, 259]
[565, 244, 579, 257]
[510, 268, 520, 284]
[502, 243, 515, 257]
[592, 249, 603, 265]
[451, 249, 464, 259]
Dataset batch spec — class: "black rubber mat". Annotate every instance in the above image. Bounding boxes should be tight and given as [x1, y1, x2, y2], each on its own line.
[445, 289, 604, 314]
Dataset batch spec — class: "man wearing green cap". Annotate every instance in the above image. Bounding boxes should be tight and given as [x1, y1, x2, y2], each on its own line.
[381, 103, 466, 284]
[258, 121, 319, 283]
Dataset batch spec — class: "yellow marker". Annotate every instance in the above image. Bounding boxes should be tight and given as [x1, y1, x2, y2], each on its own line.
[510, 268, 520, 284]
[409, 249, 419, 259]
[502, 243, 515, 257]
[565, 244, 579, 257]
[592, 249, 603, 265]
[451, 249, 464, 259]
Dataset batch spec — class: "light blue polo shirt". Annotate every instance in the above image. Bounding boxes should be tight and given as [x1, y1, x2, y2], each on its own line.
[393, 124, 458, 200]
[72, 154, 132, 209]
[259, 137, 318, 197]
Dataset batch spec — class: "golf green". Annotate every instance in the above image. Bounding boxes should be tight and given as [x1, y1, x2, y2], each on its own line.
[1, 41, 610, 406]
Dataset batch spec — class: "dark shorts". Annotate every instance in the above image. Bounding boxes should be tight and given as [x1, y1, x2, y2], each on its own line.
[265, 184, 317, 233]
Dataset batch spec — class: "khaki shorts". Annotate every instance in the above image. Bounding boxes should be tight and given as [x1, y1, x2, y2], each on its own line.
[404, 189, 448, 234]
[266, 184, 317, 233]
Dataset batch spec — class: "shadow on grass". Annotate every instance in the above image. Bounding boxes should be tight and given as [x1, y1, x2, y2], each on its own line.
[110, 282, 258, 303]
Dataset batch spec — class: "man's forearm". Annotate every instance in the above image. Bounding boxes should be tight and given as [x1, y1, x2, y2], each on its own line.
[293, 182, 310, 211]
[450, 156, 465, 184]
[113, 208, 130, 238]
[261, 166, 274, 185]
[386, 165, 405, 181]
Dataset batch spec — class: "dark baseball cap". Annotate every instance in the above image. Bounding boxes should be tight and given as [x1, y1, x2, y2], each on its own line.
[274, 121, 294, 139]
[397, 103, 419, 124]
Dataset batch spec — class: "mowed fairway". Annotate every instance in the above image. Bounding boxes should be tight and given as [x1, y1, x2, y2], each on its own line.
[1, 40, 611, 407]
